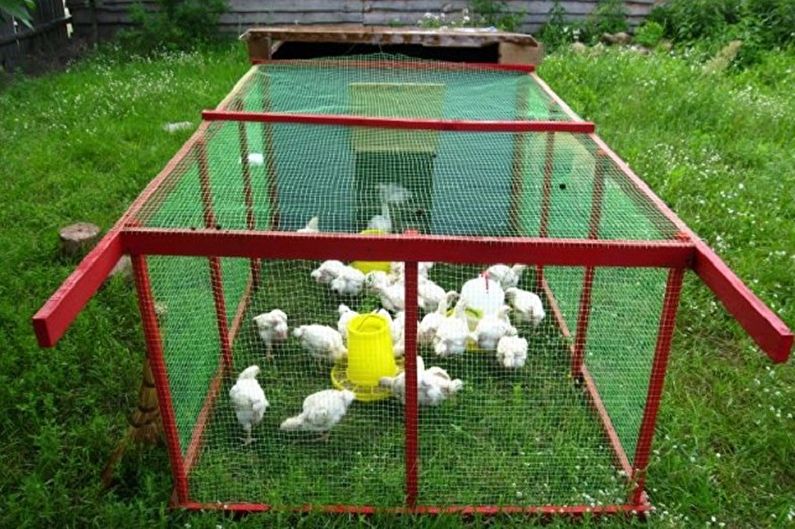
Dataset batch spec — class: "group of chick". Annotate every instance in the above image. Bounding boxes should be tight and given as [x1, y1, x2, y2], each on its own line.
[229, 258, 546, 445]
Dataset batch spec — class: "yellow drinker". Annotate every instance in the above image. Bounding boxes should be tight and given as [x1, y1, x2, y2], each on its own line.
[331, 313, 400, 401]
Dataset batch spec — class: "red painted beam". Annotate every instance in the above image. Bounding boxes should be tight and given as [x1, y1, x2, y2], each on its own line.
[121, 228, 694, 269]
[32, 231, 124, 347]
[255, 58, 537, 73]
[131, 255, 190, 503]
[201, 110, 596, 134]
[403, 262, 419, 507]
[693, 242, 793, 363]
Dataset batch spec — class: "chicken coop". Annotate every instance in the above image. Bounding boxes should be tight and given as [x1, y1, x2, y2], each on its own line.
[34, 54, 792, 517]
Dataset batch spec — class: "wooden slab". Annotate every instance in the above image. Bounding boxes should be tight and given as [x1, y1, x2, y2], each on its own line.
[242, 25, 540, 64]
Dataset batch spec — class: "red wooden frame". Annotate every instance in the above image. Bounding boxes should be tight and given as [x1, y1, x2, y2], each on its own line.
[201, 110, 596, 134]
[403, 262, 419, 507]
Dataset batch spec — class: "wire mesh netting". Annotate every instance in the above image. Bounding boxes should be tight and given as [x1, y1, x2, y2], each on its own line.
[134, 120, 678, 241]
[227, 56, 571, 121]
[146, 252, 667, 507]
[131, 54, 681, 509]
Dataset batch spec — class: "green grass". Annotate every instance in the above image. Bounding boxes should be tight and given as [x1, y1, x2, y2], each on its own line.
[0, 43, 793, 528]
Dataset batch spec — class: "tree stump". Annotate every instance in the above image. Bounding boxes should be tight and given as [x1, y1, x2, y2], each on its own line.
[59, 222, 101, 259]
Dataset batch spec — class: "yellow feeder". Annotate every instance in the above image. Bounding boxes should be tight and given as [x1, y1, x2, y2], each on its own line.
[350, 229, 391, 274]
[331, 313, 401, 401]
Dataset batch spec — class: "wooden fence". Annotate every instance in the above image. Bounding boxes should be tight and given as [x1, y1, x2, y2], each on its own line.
[66, 0, 659, 41]
[0, 0, 70, 71]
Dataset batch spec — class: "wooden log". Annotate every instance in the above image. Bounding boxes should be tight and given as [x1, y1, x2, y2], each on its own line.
[59, 222, 101, 259]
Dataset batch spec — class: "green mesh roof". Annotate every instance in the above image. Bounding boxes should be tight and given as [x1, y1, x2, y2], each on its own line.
[226, 55, 572, 121]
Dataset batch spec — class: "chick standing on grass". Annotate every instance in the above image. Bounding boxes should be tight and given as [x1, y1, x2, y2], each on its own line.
[486, 264, 528, 290]
[380, 356, 463, 406]
[505, 287, 546, 327]
[229, 365, 269, 446]
[366, 270, 405, 312]
[329, 265, 366, 296]
[279, 389, 356, 441]
[252, 309, 288, 359]
[418, 276, 447, 312]
[470, 305, 517, 351]
[293, 325, 347, 363]
[311, 260, 346, 284]
[496, 335, 529, 369]
[418, 291, 458, 345]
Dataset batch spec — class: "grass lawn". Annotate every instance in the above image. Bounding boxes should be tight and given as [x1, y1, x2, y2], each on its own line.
[0, 43, 793, 528]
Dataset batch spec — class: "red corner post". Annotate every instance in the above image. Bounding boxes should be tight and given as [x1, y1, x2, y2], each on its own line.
[631, 267, 685, 505]
[403, 261, 419, 508]
[130, 254, 189, 503]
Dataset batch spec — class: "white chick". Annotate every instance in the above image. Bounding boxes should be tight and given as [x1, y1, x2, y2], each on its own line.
[377, 182, 412, 205]
[252, 309, 288, 359]
[418, 276, 446, 313]
[366, 271, 405, 312]
[505, 287, 546, 327]
[423, 366, 464, 405]
[229, 365, 269, 445]
[433, 298, 471, 357]
[329, 265, 366, 296]
[336, 304, 358, 339]
[311, 260, 346, 284]
[418, 291, 458, 345]
[496, 335, 529, 369]
[486, 264, 528, 290]
[293, 325, 347, 363]
[380, 356, 463, 406]
[279, 389, 356, 441]
[471, 305, 517, 351]
[297, 216, 319, 233]
[367, 202, 392, 233]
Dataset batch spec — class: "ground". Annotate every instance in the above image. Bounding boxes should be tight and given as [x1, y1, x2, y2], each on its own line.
[0, 43, 793, 528]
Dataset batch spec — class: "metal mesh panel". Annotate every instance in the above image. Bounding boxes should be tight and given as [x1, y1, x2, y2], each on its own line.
[133, 122, 678, 241]
[582, 267, 666, 460]
[155, 256, 667, 507]
[228, 55, 569, 122]
[148, 255, 221, 452]
[416, 262, 630, 507]
[187, 258, 405, 506]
